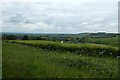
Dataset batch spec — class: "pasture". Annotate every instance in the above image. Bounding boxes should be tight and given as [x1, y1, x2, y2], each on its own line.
[2, 40, 119, 78]
[86, 36, 118, 47]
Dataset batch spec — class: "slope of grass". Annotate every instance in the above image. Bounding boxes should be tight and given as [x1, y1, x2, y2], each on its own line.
[3, 42, 118, 78]
[7, 40, 119, 57]
[86, 36, 118, 47]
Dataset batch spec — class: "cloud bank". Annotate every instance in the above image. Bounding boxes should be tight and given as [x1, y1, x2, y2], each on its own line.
[1, 0, 118, 33]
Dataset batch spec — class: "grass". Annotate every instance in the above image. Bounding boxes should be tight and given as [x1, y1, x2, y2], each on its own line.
[86, 36, 119, 47]
[7, 40, 119, 57]
[2, 41, 118, 78]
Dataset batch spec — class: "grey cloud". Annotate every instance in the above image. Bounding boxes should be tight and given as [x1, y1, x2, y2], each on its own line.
[8, 14, 25, 24]
[1, 0, 118, 33]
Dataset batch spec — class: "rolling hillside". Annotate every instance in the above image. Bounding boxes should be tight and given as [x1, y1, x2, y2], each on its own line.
[2, 41, 119, 78]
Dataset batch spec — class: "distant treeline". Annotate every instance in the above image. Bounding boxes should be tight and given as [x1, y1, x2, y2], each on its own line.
[2, 33, 119, 44]
[2, 34, 86, 43]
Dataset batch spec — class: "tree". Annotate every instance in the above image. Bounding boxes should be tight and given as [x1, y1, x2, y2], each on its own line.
[22, 35, 29, 40]
[2, 34, 7, 40]
[7, 35, 17, 40]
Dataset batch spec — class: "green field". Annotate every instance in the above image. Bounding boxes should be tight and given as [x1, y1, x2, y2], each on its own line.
[86, 36, 118, 47]
[2, 40, 119, 78]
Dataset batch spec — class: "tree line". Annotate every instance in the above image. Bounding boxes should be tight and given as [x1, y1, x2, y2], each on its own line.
[2, 34, 29, 40]
[2, 34, 87, 44]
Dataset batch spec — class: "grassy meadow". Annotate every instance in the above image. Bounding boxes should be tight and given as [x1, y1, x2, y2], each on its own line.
[86, 36, 119, 47]
[2, 40, 119, 78]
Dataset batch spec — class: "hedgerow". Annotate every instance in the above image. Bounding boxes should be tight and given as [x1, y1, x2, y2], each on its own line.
[7, 40, 119, 57]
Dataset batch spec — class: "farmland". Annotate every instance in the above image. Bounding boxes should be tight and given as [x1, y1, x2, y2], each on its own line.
[1, 0, 119, 78]
[86, 36, 119, 47]
[2, 39, 119, 78]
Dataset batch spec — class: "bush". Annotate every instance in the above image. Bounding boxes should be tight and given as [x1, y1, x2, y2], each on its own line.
[22, 35, 29, 40]
[8, 40, 119, 57]
[6, 35, 17, 40]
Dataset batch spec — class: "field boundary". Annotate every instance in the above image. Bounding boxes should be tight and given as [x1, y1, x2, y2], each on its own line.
[6, 40, 119, 58]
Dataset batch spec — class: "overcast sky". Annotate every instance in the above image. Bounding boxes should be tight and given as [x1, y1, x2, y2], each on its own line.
[0, 0, 119, 33]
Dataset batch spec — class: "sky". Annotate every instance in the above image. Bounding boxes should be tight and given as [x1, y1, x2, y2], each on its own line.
[0, 0, 119, 33]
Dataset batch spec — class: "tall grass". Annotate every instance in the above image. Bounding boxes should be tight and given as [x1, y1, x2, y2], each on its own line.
[7, 40, 119, 57]
[3, 42, 118, 78]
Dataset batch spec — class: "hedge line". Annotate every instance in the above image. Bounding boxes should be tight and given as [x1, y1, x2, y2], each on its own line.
[7, 40, 119, 57]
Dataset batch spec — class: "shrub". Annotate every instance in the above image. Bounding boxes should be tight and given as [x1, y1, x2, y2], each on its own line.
[8, 40, 119, 57]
